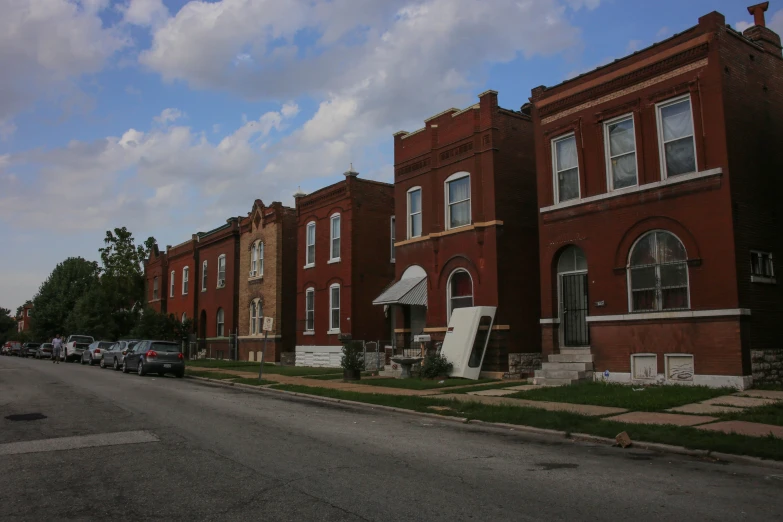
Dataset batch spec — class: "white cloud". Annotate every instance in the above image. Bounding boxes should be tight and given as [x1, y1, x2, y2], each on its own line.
[735, 8, 783, 35]
[736, 21, 752, 32]
[656, 26, 670, 39]
[153, 108, 184, 124]
[0, 0, 128, 123]
[120, 0, 170, 27]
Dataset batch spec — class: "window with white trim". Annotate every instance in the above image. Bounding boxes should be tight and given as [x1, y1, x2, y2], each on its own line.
[251, 242, 258, 276]
[306, 222, 316, 266]
[330, 214, 341, 261]
[201, 260, 208, 291]
[152, 277, 159, 300]
[258, 242, 264, 276]
[552, 134, 580, 203]
[628, 231, 689, 312]
[170, 271, 175, 298]
[445, 172, 471, 229]
[750, 251, 775, 281]
[407, 187, 422, 238]
[217, 255, 226, 288]
[390, 216, 396, 262]
[250, 299, 262, 335]
[182, 267, 189, 295]
[447, 269, 474, 319]
[656, 95, 697, 178]
[329, 284, 340, 332]
[216, 308, 225, 337]
[305, 288, 315, 331]
[604, 114, 638, 190]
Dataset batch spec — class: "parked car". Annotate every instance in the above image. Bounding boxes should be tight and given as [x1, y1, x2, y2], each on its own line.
[7, 342, 22, 356]
[122, 340, 184, 378]
[36, 343, 53, 359]
[102, 340, 139, 370]
[22, 343, 41, 358]
[63, 335, 94, 362]
[1, 342, 14, 355]
[81, 341, 115, 366]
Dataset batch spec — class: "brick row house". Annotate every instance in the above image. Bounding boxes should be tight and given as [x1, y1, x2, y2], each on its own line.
[531, 6, 783, 387]
[374, 90, 541, 377]
[294, 169, 396, 366]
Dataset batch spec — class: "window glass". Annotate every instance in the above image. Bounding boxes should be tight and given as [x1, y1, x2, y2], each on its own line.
[305, 289, 315, 331]
[449, 270, 473, 318]
[390, 216, 396, 261]
[330, 216, 340, 260]
[330, 286, 340, 330]
[629, 231, 689, 312]
[606, 117, 637, 189]
[216, 308, 225, 337]
[447, 176, 470, 228]
[408, 189, 422, 238]
[258, 242, 264, 275]
[306, 223, 316, 265]
[660, 99, 696, 176]
[554, 135, 579, 202]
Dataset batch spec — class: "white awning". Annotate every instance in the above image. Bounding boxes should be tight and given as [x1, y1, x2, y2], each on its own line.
[372, 276, 427, 306]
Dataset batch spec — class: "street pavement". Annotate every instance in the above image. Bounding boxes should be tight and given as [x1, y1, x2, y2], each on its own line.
[1, 356, 782, 521]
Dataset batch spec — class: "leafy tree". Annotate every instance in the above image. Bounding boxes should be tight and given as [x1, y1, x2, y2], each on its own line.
[131, 308, 175, 340]
[0, 308, 17, 346]
[31, 257, 100, 340]
[66, 285, 116, 340]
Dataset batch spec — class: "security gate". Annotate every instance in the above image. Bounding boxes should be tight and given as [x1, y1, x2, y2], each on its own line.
[560, 273, 589, 347]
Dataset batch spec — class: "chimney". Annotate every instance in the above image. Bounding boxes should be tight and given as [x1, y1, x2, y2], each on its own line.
[743, 2, 782, 56]
[343, 163, 359, 178]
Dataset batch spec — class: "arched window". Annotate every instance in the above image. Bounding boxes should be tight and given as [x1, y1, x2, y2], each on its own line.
[305, 288, 315, 331]
[216, 308, 225, 337]
[557, 245, 587, 274]
[306, 222, 316, 266]
[447, 269, 473, 319]
[217, 254, 226, 287]
[182, 266, 189, 295]
[250, 299, 262, 335]
[330, 213, 341, 261]
[628, 231, 689, 312]
[407, 187, 422, 239]
[251, 242, 258, 276]
[444, 172, 471, 229]
[258, 242, 264, 276]
[329, 284, 340, 332]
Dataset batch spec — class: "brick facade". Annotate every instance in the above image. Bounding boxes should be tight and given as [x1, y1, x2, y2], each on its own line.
[389, 91, 540, 375]
[144, 244, 167, 314]
[237, 200, 298, 362]
[531, 10, 782, 387]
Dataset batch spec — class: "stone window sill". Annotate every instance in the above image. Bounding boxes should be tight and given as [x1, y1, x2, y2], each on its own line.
[327, 258, 341, 264]
[303, 264, 315, 270]
[303, 331, 315, 336]
[751, 275, 776, 285]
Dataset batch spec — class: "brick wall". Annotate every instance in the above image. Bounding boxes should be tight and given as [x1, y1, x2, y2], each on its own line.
[194, 220, 240, 340]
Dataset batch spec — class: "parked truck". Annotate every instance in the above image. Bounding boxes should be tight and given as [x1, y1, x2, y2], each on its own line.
[62, 335, 94, 362]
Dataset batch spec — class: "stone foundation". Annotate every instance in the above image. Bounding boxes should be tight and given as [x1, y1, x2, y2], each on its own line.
[751, 349, 783, 385]
[506, 352, 542, 379]
[280, 352, 296, 366]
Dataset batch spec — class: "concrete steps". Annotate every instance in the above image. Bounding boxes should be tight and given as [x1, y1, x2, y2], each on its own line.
[534, 347, 595, 387]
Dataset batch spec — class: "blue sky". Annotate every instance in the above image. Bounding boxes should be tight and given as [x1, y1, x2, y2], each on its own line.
[0, 0, 775, 311]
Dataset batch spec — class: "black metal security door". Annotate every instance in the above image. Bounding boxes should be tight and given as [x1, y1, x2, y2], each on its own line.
[561, 273, 589, 346]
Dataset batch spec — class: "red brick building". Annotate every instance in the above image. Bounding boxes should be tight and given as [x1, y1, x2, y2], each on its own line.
[531, 6, 782, 387]
[294, 170, 395, 366]
[16, 303, 33, 333]
[144, 245, 167, 314]
[374, 91, 540, 377]
[164, 239, 196, 324]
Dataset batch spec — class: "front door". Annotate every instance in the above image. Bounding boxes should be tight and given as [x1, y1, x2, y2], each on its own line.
[560, 273, 589, 347]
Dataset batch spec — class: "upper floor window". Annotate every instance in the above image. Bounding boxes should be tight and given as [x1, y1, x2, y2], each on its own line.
[447, 269, 474, 319]
[257, 242, 264, 276]
[552, 134, 580, 203]
[152, 277, 159, 300]
[390, 216, 396, 262]
[604, 115, 638, 190]
[330, 214, 341, 261]
[407, 187, 422, 239]
[445, 172, 471, 229]
[217, 255, 226, 288]
[305, 288, 315, 331]
[306, 222, 316, 267]
[656, 95, 696, 178]
[202, 260, 208, 291]
[170, 271, 175, 298]
[329, 284, 340, 332]
[628, 230, 689, 312]
[751, 251, 775, 282]
[182, 267, 189, 295]
[216, 308, 225, 337]
[26, 309, 31, 317]
[250, 299, 262, 335]
[251, 241, 264, 277]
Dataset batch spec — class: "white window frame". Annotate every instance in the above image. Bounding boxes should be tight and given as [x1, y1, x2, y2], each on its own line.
[217, 254, 226, 288]
[258, 241, 264, 277]
[328, 283, 340, 333]
[444, 172, 471, 230]
[655, 94, 697, 180]
[446, 269, 474, 320]
[251, 241, 258, 277]
[170, 271, 175, 298]
[603, 113, 639, 191]
[201, 260, 208, 292]
[305, 221, 316, 268]
[552, 132, 580, 204]
[216, 308, 225, 337]
[407, 186, 422, 239]
[305, 287, 315, 333]
[152, 277, 159, 300]
[329, 213, 341, 262]
[182, 267, 189, 295]
[390, 216, 396, 262]
[626, 230, 691, 313]
[250, 298, 262, 336]
[750, 250, 776, 284]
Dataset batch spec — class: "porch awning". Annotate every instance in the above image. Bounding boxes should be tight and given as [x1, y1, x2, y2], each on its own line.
[372, 276, 427, 306]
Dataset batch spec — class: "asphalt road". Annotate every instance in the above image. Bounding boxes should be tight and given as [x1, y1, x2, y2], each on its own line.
[1, 356, 782, 521]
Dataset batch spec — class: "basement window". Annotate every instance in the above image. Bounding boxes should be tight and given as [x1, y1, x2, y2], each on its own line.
[750, 251, 776, 284]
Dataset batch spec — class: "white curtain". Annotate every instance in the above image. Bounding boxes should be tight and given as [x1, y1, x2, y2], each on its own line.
[556, 136, 578, 171]
[409, 190, 421, 213]
[448, 177, 470, 227]
[556, 136, 579, 201]
[661, 100, 693, 141]
[608, 119, 637, 188]
[661, 100, 695, 176]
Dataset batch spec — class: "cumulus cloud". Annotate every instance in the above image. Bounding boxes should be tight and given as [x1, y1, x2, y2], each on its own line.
[120, 0, 170, 27]
[0, 0, 128, 125]
[153, 108, 184, 124]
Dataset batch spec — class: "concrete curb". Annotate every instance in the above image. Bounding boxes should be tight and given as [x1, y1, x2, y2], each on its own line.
[184, 375, 783, 471]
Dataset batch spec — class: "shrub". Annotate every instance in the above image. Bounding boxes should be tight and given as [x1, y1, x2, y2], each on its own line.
[421, 352, 453, 379]
[341, 341, 364, 371]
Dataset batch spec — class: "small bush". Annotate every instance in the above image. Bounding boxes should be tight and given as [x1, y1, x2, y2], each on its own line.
[421, 352, 453, 379]
[341, 341, 364, 371]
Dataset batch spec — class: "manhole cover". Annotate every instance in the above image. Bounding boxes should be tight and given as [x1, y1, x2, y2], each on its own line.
[5, 413, 47, 421]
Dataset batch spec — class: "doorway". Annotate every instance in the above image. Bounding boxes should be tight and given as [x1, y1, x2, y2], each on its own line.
[557, 246, 589, 347]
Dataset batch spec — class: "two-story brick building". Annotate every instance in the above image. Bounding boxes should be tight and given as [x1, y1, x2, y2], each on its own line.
[531, 6, 782, 388]
[164, 239, 196, 324]
[238, 200, 298, 362]
[16, 303, 33, 333]
[373, 90, 540, 377]
[294, 169, 395, 366]
[145, 245, 167, 314]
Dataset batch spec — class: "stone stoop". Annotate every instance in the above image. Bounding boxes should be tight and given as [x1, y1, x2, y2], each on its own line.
[533, 348, 594, 386]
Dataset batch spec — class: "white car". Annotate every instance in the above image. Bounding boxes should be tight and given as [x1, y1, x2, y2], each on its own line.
[63, 335, 94, 362]
[81, 341, 116, 366]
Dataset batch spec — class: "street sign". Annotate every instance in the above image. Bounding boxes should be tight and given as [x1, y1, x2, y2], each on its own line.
[262, 316, 274, 332]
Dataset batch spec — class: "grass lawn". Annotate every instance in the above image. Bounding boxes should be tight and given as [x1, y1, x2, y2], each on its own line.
[446, 381, 530, 394]
[718, 402, 783, 427]
[186, 370, 240, 380]
[355, 377, 497, 390]
[271, 384, 783, 461]
[186, 360, 339, 376]
[506, 382, 735, 411]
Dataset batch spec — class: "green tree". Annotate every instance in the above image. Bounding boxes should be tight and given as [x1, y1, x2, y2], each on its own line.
[0, 308, 17, 346]
[31, 257, 100, 340]
[66, 285, 115, 340]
